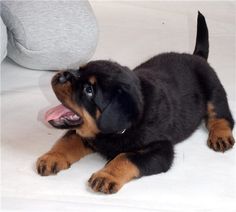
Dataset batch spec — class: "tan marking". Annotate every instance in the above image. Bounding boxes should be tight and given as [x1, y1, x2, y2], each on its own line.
[88, 76, 96, 85]
[207, 118, 230, 132]
[36, 131, 93, 176]
[88, 153, 140, 194]
[76, 108, 100, 138]
[51, 131, 93, 162]
[207, 102, 216, 119]
[96, 109, 101, 120]
[206, 102, 234, 152]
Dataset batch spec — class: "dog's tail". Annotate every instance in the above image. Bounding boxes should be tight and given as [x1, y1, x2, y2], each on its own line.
[193, 11, 209, 60]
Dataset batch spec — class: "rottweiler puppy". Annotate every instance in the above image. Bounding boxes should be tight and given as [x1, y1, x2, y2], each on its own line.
[37, 12, 235, 194]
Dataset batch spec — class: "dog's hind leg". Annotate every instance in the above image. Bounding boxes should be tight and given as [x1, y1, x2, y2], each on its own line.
[206, 101, 234, 152]
[199, 66, 235, 152]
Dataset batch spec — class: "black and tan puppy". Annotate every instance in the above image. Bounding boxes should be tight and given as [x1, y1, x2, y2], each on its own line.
[37, 12, 235, 194]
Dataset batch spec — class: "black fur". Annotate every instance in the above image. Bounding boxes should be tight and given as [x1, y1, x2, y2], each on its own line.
[54, 13, 234, 177]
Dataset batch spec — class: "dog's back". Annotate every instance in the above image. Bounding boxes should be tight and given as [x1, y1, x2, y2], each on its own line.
[134, 53, 207, 143]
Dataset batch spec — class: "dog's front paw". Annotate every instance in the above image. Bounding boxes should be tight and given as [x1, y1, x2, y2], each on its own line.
[36, 152, 71, 176]
[88, 171, 123, 194]
[208, 128, 235, 152]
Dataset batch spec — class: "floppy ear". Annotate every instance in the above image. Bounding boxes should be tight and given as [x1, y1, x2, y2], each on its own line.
[97, 89, 137, 134]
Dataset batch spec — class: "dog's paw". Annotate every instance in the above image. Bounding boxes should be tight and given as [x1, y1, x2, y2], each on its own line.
[88, 171, 122, 194]
[36, 152, 71, 176]
[207, 128, 235, 152]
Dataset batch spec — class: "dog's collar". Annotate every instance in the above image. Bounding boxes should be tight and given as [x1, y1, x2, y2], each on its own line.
[117, 129, 127, 134]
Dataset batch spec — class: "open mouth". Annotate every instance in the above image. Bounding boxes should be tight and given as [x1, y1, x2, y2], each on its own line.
[45, 104, 83, 129]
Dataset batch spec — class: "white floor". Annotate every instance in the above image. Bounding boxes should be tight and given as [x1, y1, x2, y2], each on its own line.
[1, 1, 236, 212]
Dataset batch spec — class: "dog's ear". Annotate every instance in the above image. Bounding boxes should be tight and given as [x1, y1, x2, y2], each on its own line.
[97, 88, 139, 134]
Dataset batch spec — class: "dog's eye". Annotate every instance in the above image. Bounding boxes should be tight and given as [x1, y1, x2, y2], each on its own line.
[83, 84, 94, 98]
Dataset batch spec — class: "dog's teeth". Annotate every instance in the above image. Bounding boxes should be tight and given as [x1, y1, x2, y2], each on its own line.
[70, 115, 77, 120]
[69, 115, 74, 120]
[59, 114, 80, 121]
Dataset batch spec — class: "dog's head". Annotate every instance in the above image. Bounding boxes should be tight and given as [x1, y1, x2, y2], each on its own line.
[46, 61, 143, 138]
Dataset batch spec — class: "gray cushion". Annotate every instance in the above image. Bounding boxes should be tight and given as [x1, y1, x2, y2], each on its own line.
[1, 17, 7, 62]
[1, 0, 98, 70]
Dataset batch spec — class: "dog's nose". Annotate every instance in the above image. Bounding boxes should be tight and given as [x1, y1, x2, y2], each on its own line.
[58, 71, 72, 84]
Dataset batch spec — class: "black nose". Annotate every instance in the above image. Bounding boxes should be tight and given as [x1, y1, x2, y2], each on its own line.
[58, 71, 72, 84]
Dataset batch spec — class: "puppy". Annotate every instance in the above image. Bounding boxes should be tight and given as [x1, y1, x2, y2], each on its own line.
[37, 12, 235, 194]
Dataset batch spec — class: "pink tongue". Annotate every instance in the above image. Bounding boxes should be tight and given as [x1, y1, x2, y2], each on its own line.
[45, 104, 73, 122]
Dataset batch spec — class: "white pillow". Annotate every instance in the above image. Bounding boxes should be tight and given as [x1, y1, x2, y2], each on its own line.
[1, 17, 7, 62]
[1, 0, 98, 70]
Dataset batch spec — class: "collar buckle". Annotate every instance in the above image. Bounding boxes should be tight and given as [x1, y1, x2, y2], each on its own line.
[117, 129, 126, 134]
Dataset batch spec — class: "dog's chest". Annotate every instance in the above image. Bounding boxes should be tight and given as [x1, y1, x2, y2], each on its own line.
[85, 134, 141, 159]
